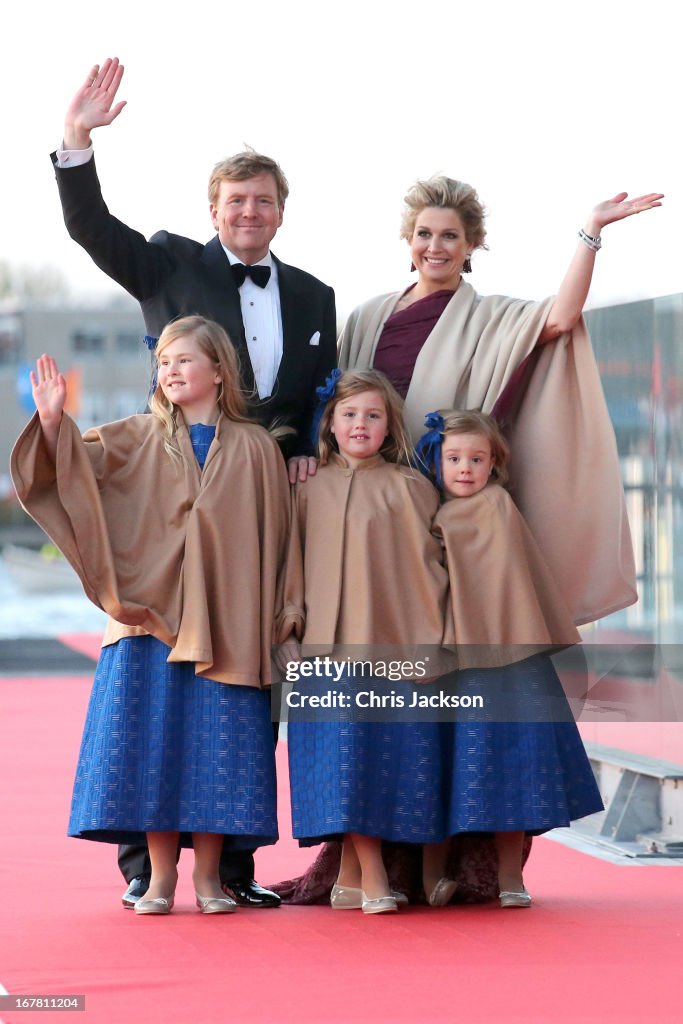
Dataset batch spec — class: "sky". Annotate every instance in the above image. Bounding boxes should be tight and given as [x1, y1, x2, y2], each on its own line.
[2, 0, 680, 321]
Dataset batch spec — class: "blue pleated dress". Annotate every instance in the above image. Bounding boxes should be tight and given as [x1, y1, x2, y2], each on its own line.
[439, 654, 603, 835]
[67, 424, 278, 850]
[288, 675, 448, 846]
[288, 656, 602, 845]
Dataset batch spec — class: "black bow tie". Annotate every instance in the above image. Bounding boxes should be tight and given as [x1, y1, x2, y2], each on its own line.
[231, 263, 271, 288]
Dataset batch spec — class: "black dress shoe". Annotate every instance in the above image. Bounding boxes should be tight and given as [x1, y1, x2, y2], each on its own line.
[220, 878, 281, 908]
[122, 875, 150, 908]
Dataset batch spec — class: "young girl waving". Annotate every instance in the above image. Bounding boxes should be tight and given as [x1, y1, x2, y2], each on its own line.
[11, 316, 290, 915]
[416, 409, 603, 907]
[280, 370, 449, 914]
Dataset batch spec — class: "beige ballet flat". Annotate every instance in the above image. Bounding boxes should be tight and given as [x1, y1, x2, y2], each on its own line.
[195, 892, 238, 914]
[330, 883, 363, 909]
[331, 883, 408, 909]
[134, 896, 174, 915]
[427, 878, 458, 907]
[361, 892, 398, 915]
[499, 888, 532, 908]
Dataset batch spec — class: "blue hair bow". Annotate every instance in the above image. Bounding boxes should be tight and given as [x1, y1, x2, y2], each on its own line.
[144, 336, 160, 398]
[310, 368, 343, 447]
[414, 411, 445, 487]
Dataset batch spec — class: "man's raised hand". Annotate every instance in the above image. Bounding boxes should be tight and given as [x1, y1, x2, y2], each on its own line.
[63, 58, 126, 150]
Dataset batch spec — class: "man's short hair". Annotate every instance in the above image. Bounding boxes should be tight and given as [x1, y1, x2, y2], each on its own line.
[208, 148, 290, 208]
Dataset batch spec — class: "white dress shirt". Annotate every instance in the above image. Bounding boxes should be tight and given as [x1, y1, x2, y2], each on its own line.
[221, 247, 283, 399]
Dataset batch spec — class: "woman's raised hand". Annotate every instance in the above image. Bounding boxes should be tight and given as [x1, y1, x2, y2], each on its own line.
[31, 355, 67, 426]
[588, 192, 664, 233]
[63, 58, 126, 150]
[540, 190, 664, 342]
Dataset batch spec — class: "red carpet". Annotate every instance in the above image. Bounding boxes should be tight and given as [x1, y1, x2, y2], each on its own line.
[1, 659, 682, 1024]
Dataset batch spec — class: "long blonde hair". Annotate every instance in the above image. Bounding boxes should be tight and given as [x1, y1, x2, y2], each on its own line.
[316, 370, 413, 466]
[149, 316, 251, 463]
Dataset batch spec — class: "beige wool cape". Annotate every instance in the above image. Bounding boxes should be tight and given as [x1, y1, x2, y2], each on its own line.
[11, 411, 290, 687]
[338, 281, 637, 625]
[434, 484, 581, 669]
[278, 454, 449, 660]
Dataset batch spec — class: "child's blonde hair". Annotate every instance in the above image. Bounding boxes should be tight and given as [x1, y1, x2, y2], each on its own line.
[149, 316, 251, 463]
[316, 370, 412, 466]
[441, 409, 510, 487]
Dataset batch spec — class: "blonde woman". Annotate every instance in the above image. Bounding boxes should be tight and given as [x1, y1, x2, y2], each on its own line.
[340, 176, 663, 627]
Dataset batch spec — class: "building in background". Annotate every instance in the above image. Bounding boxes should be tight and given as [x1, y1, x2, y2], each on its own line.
[585, 292, 683, 649]
[0, 296, 147, 470]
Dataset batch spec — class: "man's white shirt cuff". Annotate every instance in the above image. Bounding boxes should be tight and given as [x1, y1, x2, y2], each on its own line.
[56, 144, 94, 169]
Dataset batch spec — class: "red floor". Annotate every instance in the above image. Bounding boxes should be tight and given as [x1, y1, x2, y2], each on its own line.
[1, 663, 681, 1024]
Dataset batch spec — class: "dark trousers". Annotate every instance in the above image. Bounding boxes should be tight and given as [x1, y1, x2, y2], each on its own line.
[118, 720, 279, 883]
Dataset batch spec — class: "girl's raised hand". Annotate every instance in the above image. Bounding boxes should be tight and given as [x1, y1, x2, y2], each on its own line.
[31, 354, 67, 425]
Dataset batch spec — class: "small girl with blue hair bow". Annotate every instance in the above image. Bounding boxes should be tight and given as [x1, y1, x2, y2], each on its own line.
[415, 408, 603, 909]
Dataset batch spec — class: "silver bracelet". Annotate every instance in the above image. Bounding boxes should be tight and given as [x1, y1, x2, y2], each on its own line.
[578, 228, 602, 252]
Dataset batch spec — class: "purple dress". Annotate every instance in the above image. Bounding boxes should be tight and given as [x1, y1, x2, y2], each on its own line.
[373, 289, 454, 397]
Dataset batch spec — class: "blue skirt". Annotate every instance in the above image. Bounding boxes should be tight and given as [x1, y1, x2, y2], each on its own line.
[68, 636, 278, 849]
[440, 655, 603, 834]
[288, 677, 447, 845]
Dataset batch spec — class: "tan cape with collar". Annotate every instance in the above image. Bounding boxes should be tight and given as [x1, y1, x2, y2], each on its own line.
[434, 484, 581, 669]
[277, 455, 449, 660]
[338, 281, 637, 625]
[11, 411, 290, 687]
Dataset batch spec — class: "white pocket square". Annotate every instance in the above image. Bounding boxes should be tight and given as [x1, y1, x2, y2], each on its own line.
[309, 331, 321, 346]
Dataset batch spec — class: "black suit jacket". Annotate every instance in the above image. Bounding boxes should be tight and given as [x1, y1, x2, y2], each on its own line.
[51, 154, 337, 456]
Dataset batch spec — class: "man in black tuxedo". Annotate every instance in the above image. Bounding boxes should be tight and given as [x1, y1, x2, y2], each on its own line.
[53, 57, 336, 909]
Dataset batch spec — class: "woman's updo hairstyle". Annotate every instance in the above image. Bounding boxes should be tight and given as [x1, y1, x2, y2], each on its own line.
[400, 175, 488, 251]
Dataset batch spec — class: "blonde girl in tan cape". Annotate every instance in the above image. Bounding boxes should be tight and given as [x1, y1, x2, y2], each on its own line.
[417, 410, 603, 908]
[279, 369, 450, 914]
[12, 316, 290, 916]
